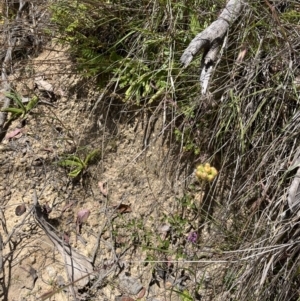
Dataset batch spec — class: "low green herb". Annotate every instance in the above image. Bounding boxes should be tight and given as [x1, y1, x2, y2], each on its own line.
[1, 91, 39, 121]
[58, 149, 100, 178]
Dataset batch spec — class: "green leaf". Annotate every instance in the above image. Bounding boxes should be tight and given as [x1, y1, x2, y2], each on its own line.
[65, 155, 84, 163]
[125, 86, 133, 99]
[149, 88, 164, 103]
[84, 149, 100, 165]
[25, 96, 39, 111]
[68, 167, 83, 178]
[5, 91, 26, 110]
[177, 289, 193, 301]
[189, 13, 201, 35]
[1, 107, 23, 114]
[58, 159, 83, 168]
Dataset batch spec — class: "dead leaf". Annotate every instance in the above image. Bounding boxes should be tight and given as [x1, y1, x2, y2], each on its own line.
[136, 287, 146, 299]
[113, 204, 132, 214]
[35, 78, 54, 93]
[15, 204, 26, 216]
[63, 232, 70, 244]
[5, 128, 22, 140]
[98, 181, 108, 197]
[77, 209, 90, 224]
[236, 46, 247, 63]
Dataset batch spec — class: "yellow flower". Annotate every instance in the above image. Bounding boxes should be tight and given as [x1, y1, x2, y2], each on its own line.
[196, 170, 207, 180]
[207, 174, 215, 182]
[195, 163, 218, 182]
[204, 163, 211, 173]
[210, 167, 218, 177]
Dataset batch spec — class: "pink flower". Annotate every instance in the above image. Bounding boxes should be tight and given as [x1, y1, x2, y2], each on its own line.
[187, 231, 198, 243]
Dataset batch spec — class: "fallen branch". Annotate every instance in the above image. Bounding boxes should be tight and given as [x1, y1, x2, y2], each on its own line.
[180, 0, 243, 94]
[287, 156, 300, 214]
[32, 191, 94, 289]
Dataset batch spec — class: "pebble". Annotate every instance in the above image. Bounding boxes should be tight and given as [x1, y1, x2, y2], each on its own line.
[23, 226, 31, 232]
[119, 274, 143, 295]
[46, 266, 57, 279]
[56, 275, 65, 287]
[29, 254, 36, 264]
[20, 158, 26, 164]
[102, 231, 110, 239]
[32, 158, 43, 166]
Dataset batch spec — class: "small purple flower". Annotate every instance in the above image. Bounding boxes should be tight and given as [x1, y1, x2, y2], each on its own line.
[187, 231, 198, 243]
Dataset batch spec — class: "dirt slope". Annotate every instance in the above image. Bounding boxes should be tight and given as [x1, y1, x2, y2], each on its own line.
[0, 44, 210, 301]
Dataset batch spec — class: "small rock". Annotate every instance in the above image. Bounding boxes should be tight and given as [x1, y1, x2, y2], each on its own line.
[23, 226, 31, 232]
[32, 158, 43, 166]
[56, 275, 65, 287]
[124, 255, 131, 261]
[15, 204, 26, 216]
[46, 266, 57, 279]
[119, 274, 143, 295]
[102, 231, 110, 239]
[29, 255, 36, 264]
[20, 158, 26, 164]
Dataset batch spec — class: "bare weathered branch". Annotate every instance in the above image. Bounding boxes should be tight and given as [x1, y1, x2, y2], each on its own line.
[180, 0, 243, 67]
[180, 0, 243, 94]
[288, 169, 300, 213]
[32, 191, 94, 288]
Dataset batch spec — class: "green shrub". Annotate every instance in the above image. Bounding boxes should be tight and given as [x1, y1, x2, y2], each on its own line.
[50, 0, 221, 104]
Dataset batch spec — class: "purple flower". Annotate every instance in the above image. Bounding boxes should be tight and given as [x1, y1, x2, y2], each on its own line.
[187, 231, 198, 243]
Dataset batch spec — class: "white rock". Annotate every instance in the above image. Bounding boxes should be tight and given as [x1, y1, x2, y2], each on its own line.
[46, 266, 57, 279]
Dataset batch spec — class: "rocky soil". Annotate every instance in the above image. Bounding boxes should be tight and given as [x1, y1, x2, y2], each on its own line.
[0, 43, 225, 301]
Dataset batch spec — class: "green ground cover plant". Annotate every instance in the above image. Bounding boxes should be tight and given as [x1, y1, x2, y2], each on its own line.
[1, 91, 39, 122]
[58, 148, 100, 178]
[35, 0, 300, 300]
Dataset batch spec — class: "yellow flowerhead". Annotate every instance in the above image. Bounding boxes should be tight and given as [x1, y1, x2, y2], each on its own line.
[195, 163, 218, 182]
